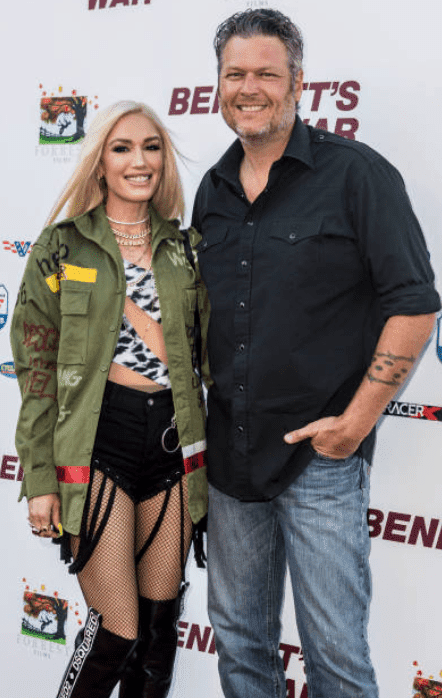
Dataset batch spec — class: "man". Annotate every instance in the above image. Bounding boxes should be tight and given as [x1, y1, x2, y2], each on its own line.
[192, 9, 440, 698]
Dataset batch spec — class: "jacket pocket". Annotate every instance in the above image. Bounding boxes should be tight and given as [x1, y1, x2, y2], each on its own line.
[58, 286, 91, 365]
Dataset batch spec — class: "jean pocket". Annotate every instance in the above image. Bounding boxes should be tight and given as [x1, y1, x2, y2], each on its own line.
[307, 443, 356, 465]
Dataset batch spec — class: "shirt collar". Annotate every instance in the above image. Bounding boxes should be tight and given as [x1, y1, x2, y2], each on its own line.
[211, 115, 315, 187]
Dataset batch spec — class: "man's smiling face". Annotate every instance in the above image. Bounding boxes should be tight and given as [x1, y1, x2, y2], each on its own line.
[218, 34, 303, 143]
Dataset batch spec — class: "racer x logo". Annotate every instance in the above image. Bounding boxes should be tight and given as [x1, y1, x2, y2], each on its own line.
[3, 241, 33, 257]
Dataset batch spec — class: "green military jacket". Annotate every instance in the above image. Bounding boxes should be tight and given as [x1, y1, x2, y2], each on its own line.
[11, 204, 210, 534]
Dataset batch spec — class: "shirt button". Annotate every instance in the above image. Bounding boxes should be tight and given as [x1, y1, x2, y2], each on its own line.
[241, 260, 248, 267]
[238, 343, 245, 352]
[92, 408, 100, 414]
[238, 384, 244, 391]
[237, 424, 244, 433]
[289, 233, 297, 240]
[109, 325, 116, 332]
[147, 398, 154, 406]
[239, 301, 245, 309]
[100, 365, 107, 372]
[202, 240, 208, 248]
[247, 220, 254, 226]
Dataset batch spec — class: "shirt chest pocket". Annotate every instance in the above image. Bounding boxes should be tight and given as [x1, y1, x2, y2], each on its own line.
[196, 227, 233, 294]
[58, 286, 92, 365]
[269, 220, 322, 272]
[196, 227, 228, 254]
[270, 216, 363, 289]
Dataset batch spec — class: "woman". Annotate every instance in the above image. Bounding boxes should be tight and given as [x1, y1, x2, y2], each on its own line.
[11, 101, 210, 698]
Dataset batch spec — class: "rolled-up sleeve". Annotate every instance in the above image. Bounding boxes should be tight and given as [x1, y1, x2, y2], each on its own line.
[350, 155, 440, 318]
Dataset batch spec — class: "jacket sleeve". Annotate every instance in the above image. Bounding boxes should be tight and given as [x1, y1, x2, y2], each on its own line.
[10, 239, 61, 501]
[188, 227, 212, 390]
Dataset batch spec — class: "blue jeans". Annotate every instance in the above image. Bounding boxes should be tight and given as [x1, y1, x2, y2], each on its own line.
[207, 451, 379, 698]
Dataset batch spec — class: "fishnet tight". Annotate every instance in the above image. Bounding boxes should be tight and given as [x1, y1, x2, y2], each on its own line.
[71, 470, 192, 639]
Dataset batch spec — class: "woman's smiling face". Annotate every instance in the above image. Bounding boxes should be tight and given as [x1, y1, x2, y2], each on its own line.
[100, 112, 164, 210]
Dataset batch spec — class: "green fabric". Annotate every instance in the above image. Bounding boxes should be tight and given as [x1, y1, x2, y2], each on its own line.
[11, 204, 210, 533]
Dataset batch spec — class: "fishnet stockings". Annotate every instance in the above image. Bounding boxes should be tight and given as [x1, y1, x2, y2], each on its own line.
[71, 470, 192, 640]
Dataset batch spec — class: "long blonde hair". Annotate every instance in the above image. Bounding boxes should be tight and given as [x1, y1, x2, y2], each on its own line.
[46, 101, 185, 225]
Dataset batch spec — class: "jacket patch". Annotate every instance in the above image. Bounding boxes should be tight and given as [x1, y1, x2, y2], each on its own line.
[183, 448, 207, 474]
[56, 465, 90, 484]
[46, 264, 97, 293]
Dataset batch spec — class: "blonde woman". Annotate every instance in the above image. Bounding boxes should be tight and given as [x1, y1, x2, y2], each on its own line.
[11, 101, 209, 698]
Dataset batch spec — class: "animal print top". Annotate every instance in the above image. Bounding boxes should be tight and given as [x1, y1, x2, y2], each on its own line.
[112, 259, 171, 388]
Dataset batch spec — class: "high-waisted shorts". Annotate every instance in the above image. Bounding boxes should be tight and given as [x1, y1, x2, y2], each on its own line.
[64, 381, 186, 574]
[92, 380, 184, 503]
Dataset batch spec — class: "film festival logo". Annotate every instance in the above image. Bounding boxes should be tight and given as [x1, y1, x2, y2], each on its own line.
[413, 661, 442, 697]
[222, 0, 270, 5]
[88, 0, 151, 8]
[2, 241, 32, 257]
[0, 284, 8, 332]
[21, 580, 83, 648]
[0, 360, 16, 378]
[36, 85, 99, 163]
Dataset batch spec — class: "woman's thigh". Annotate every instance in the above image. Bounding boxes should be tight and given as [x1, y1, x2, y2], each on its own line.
[71, 470, 138, 639]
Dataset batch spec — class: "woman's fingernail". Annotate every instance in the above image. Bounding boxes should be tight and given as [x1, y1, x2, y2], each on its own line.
[57, 523, 63, 537]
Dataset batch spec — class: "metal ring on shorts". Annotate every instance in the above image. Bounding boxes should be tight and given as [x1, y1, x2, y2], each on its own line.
[161, 414, 180, 453]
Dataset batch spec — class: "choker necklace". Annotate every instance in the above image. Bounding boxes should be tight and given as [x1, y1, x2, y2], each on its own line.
[114, 236, 150, 247]
[107, 214, 149, 225]
[111, 227, 150, 240]
[112, 217, 152, 246]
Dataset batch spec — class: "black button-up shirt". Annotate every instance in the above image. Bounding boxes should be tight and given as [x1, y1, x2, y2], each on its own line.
[192, 117, 440, 501]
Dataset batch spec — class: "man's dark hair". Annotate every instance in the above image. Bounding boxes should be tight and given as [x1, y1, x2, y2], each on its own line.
[214, 8, 303, 88]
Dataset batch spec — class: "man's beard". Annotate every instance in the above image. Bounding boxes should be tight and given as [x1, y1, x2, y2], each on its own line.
[221, 92, 298, 144]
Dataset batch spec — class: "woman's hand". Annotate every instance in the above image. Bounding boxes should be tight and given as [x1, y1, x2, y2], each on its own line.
[28, 494, 62, 539]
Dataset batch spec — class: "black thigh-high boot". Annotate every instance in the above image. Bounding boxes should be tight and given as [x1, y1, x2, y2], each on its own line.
[119, 594, 182, 698]
[56, 607, 136, 698]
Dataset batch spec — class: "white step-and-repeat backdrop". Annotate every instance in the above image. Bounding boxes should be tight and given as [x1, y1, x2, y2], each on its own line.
[1, 1, 442, 696]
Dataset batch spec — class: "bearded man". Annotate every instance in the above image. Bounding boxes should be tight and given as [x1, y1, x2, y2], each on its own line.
[192, 9, 440, 698]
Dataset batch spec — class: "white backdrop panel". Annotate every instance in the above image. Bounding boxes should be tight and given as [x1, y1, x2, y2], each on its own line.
[1, 1, 442, 697]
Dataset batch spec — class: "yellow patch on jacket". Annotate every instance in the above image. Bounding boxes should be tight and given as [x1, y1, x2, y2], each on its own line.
[46, 264, 97, 292]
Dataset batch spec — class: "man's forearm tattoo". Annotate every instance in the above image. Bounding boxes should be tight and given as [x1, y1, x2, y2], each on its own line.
[366, 351, 416, 386]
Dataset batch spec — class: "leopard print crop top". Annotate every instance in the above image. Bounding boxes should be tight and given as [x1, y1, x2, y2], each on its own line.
[112, 259, 171, 388]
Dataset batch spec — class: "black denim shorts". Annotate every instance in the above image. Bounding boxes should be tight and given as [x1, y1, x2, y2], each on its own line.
[92, 380, 184, 504]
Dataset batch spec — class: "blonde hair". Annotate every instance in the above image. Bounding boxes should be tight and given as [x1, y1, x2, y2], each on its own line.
[46, 101, 185, 225]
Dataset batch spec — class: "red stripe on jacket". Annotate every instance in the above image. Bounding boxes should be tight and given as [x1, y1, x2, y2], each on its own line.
[56, 466, 90, 484]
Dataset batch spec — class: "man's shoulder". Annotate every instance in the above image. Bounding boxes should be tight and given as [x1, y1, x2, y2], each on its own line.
[308, 125, 389, 167]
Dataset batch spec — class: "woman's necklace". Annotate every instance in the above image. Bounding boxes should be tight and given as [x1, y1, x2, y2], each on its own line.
[111, 227, 149, 242]
[126, 258, 153, 287]
[107, 214, 149, 225]
[110, 212, 152, 247]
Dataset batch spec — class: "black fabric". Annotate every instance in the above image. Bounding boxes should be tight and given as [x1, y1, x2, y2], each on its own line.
[92, 381, 183, 503]
[181, 228, 202, 379]
[65, 381, 185, 574]
[192, 116, 441, 502]
[56, 607, 135, 698]
[119, 594, 183, 698]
